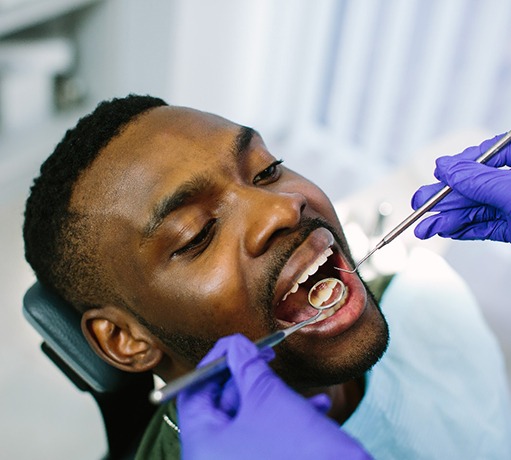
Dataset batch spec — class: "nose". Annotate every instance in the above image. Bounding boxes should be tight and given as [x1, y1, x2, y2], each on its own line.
[242, 188, 306, 257]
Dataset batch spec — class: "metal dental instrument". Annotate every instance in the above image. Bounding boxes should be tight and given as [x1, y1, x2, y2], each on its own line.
[150, 278, 347, 404]
[337, 131, 511, 274]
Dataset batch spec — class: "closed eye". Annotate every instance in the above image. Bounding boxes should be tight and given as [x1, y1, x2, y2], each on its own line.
[172, 219, 216, 257]
[253, 159, 283, 185]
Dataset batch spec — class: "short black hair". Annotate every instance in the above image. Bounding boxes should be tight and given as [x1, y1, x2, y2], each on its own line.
[23, 94, 168, 311]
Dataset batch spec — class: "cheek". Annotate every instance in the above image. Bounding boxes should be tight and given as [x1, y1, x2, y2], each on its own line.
[152, 256, 253, 335]
[288, 173, 340, 223]
[291, 174, 351, 249]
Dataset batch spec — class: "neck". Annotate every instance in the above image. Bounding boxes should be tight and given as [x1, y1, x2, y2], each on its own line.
[301, 376, 365, 425]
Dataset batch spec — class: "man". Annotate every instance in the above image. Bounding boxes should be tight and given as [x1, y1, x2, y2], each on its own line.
[24, 95, 511, 458]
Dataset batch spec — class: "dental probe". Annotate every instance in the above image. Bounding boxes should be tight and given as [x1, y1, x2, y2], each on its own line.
[337, 130, 511, 274]
[150, 279, 347, 405]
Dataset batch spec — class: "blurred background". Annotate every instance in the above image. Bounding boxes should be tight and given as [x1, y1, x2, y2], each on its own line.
[1, 0, 511, 458]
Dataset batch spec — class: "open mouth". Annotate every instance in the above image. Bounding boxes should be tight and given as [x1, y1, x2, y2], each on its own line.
[274, 247, 348, 325]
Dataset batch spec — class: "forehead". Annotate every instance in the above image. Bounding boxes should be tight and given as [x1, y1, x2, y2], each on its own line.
[71, 106, 242, 213]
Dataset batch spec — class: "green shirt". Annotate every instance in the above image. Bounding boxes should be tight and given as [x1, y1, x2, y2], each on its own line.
[135, 400, 181, 460]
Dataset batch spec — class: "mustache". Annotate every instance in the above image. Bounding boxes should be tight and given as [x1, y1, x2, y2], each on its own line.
[256, 217, 353, 324]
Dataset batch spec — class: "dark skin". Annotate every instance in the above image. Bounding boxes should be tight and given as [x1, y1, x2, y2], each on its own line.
[75, 106, 388, 424]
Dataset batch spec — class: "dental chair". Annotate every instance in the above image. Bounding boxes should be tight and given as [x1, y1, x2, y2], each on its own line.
[23, 281, 156, 460]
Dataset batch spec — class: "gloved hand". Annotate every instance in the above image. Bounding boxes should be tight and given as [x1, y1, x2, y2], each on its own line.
[412, 134, 511, 242]
[177, 334, 372, 460]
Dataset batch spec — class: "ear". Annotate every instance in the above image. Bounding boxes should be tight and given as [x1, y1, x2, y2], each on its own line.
[81, 305, 163, 373]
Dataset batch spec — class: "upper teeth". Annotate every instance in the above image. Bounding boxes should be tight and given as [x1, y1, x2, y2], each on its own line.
[282, 247, 333, 302]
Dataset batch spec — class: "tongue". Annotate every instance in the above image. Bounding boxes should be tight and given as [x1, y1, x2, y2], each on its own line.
[275, 286, 318, 323]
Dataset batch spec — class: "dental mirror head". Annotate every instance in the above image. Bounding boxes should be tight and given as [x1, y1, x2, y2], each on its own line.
[308, 278, 347, 311]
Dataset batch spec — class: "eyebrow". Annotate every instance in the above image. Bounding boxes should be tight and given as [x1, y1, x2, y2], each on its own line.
[141, 126, 255, 244]
[232, 126, 255, 158]
[142, 173, 213, 243]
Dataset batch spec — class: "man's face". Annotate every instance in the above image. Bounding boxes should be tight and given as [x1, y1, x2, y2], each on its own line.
[73, 106, 388, 388]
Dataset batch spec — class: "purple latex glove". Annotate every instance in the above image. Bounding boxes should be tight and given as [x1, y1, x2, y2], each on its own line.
[412, 134, 511, 242]
[177, 334, 372, 460]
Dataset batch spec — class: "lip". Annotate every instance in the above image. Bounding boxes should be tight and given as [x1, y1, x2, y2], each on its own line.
[273, 227, 367, 338]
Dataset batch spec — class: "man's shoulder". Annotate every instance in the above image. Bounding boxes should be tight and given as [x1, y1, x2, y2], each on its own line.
[366, 273, 394, 303]
[380, 248, 493, 345]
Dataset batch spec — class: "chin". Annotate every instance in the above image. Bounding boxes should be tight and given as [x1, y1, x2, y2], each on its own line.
[272, 304, 389, 390]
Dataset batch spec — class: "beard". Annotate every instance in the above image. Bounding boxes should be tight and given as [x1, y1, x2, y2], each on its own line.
[140, 216, 389, 388]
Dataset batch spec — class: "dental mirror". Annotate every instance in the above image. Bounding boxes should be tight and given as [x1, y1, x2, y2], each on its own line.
[150, 277, 347, 404]
[308, 277, 347, 310]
